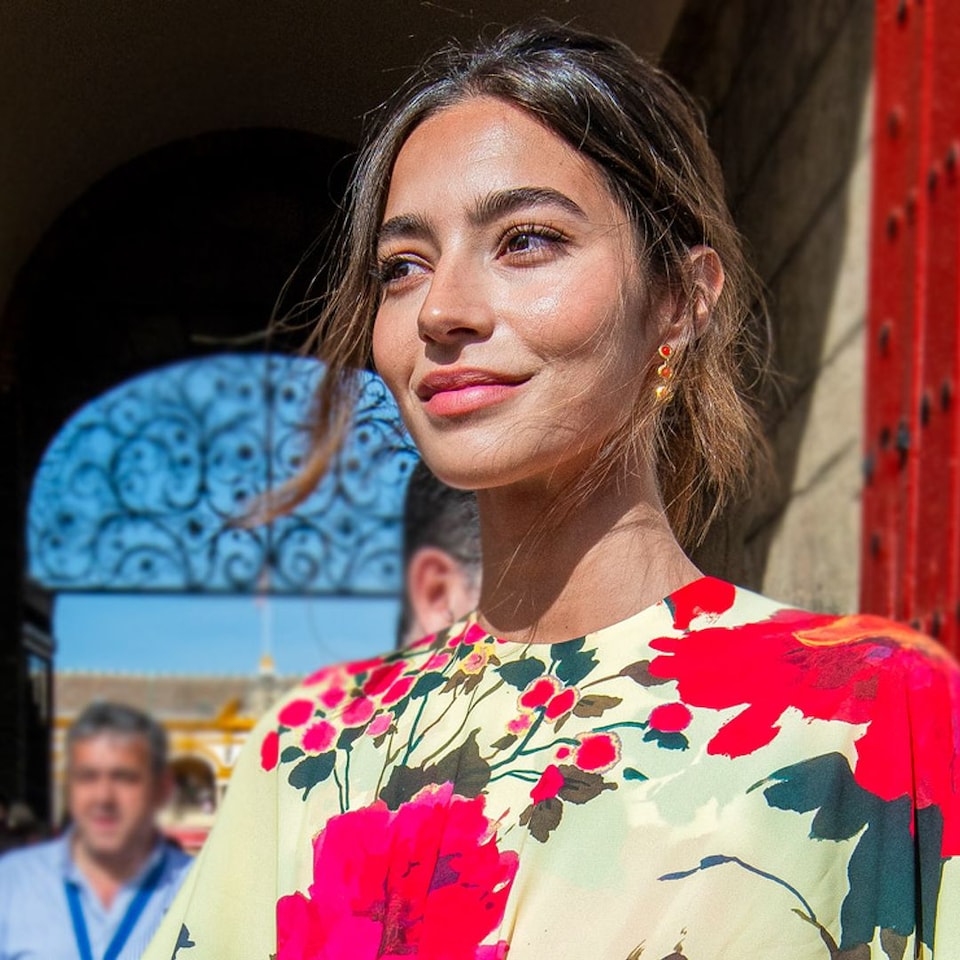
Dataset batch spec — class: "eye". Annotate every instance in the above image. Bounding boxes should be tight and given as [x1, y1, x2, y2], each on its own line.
[373, 255, 429, 288]
[500, 224, 568, 258]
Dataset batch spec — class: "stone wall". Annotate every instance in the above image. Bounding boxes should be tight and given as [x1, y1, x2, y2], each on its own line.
[666, 0, 875, 612]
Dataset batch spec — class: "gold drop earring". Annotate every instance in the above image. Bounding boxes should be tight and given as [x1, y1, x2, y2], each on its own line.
[655, 344, 674, 402]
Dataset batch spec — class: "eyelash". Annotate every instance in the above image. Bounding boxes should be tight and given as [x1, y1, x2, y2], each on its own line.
[374, 222, 570, 288]
[499, 222, 568, 255]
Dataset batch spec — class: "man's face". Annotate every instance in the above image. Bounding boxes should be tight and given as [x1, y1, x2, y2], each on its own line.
[67, 734, 167, 861]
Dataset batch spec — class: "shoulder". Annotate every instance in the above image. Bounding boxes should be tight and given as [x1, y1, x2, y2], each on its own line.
[0, 836, 62, 888]
[162, 842, 194, 878]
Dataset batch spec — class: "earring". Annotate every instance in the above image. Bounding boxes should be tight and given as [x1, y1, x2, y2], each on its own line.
[655, 344, 674, 402]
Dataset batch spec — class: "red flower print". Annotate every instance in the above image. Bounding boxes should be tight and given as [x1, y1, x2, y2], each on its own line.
[276, 783, 517, 960]
[574, 732, 621, 773]
[649, 702, 692, 733]
[342, 696, 376, 727]
[668, 577, 737, 630]
[346, 656, 386, 676]
[302, 720, 336, 753]
[651, 609, 960, 855]
[382, 677, 415, 706]
[519, 676, 561, 710]
[364, 662, 406, 697]
[544, 687, 578, 721]
[530, 765, 564, 804]
[261, 729, 279, 771]
[448, 623, 488, 648]
[278, 699, 315, 728]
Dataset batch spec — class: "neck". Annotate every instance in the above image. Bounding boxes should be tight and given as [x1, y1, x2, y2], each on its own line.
[475, 464, 700, 645]
[71, 832, 156, 908]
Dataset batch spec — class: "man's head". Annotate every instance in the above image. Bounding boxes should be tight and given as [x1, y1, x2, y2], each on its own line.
[66, 702, 171, 863]
[399, 461, 482, 647]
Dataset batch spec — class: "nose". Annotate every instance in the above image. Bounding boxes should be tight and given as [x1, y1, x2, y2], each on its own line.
[416, 256, 494, 346]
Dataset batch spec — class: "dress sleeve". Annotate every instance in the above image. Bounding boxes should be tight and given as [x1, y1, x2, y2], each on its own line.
[142, 706, 282, 960]
[910, 643, 960, 957]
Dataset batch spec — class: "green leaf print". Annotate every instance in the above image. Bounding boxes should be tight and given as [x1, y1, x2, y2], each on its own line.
[497, 657, 546, 689]
[411, 672, 446, 698]
[557, 764, 616, 804]
[552, 638, 598, 686]
[379, 731, 491, 809]
[288, 751, 336, 798]
[280, 746, 304, 763]
[760, 752, 943, 951]
[619, 659, 671, 686]
[573, 694, 622, 718]
[519, 797, 564, 842]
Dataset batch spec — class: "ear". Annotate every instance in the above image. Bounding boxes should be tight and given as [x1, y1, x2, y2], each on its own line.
[406, 547, 478, 638]
[659, 245, 725, 348]
[686, 245, 724, 339]
[155, 766, 174, 809]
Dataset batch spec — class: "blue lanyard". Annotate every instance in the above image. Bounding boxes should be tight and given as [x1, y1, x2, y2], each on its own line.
[64, 848, 167, 960]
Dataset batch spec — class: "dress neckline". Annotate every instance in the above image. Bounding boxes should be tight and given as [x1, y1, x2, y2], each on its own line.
[457, 575, 735, 650]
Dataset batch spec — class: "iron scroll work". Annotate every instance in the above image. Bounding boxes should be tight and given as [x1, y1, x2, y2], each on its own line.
[28, 354, 417, 595]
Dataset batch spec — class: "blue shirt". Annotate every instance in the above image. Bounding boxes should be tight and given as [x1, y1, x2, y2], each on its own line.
[0, 832, 192, 960]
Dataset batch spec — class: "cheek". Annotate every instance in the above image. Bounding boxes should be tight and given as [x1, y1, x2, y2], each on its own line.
[371, 312, 405, 391]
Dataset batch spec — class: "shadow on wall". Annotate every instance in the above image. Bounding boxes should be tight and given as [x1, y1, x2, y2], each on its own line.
[667, 0, 875, 611]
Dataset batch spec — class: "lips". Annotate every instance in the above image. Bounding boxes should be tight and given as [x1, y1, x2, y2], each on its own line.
[415, 368, 530, 417]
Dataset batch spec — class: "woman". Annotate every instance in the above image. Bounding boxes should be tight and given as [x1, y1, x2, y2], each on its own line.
[145, 21, 960, 960]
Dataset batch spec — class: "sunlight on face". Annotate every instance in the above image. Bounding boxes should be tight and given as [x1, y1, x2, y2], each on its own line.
[372, 97, 663, 494]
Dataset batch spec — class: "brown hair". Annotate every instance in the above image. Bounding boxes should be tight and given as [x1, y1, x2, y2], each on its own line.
[279, 19, 768, 548]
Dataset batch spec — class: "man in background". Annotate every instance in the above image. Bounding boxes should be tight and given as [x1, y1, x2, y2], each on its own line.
[399, 461, 482, 647]
[0, 701, 192, 959]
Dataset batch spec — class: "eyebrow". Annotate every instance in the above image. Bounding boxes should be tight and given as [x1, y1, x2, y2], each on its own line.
[469, 186, 587, 226]
[376, 186, 586, 249]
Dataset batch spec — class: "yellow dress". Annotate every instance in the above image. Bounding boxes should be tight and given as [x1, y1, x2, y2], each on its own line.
[144, 578, 960, 959]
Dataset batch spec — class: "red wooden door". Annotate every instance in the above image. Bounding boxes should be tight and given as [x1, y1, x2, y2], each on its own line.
[863, 0, 960, 654]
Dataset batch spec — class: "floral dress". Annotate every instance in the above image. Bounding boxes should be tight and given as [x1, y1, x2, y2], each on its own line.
[143, 578, 960, 959]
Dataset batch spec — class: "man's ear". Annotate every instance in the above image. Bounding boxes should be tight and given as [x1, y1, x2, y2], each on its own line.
[406, 547, 473, 638]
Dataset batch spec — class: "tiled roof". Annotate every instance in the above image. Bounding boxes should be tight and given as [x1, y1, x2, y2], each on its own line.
[55, 671, 301, 719]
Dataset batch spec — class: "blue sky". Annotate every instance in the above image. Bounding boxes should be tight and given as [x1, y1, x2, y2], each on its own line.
[54, 593, 401, 676]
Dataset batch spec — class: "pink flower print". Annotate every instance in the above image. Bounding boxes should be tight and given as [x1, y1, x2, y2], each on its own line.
[278, 699, 315, 728]
[304, 665, 336, 686]
[276, 783, 517, 960]
[341, 696, 376, 727]
[574, 732, 621, 773]
[302, 720, 337, 753]
[366, 713, 394, 738]
[544, 687, 578, 721]
[381, 676, 415, 706]
[261, 730, 279, 771]
[506, 713, 534, 736]
[424, 652, 452, 672]
[649, 702, 692, 733]
[519, 676, 561, 710]
[555, 746, 571, 760]
[320, 686, 346, 710]
[461, 646, 490, 675]
[530, 765, 564, 804]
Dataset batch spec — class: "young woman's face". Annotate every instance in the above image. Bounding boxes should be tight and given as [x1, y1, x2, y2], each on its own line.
[372, 97, 663, 493]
